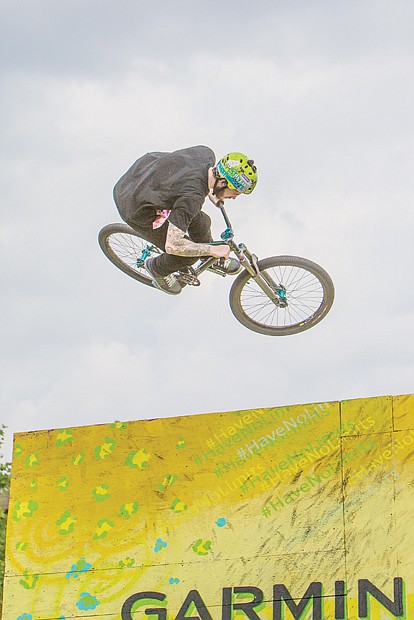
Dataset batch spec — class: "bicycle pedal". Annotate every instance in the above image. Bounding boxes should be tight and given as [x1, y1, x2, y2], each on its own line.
[177, 272, 201, 286]
[207, 265, 227, 277]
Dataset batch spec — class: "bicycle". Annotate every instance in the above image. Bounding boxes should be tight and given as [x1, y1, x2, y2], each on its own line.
[98, 202, 334, 336]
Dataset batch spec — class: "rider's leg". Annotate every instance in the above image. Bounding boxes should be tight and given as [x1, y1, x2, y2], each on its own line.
[149, 212, 213, 276]
[116, 217, 204, 277]
[118, 222, 183, 294]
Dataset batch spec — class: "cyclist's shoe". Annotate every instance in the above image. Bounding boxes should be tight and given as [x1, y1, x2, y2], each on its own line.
[209, 257, 242, 275]
[145, 257, 182, 295]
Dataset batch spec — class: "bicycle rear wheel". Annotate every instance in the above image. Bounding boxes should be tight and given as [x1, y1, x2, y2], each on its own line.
[229, 255, 334, 336]
[98, 223, 162, 287]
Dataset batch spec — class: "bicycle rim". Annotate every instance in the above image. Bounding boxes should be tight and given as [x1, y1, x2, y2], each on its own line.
[229, 256, 334, 336]
[98, 223, 162, 286]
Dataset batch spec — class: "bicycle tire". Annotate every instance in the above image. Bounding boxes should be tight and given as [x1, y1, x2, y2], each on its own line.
[98, 223, 161, 287]
[229, 255, 334, 336]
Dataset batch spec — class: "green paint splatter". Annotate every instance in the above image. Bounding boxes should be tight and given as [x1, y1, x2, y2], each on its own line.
[72, 452, 84, 465]
[176, 438, 186, 449]
[170, 498, 188, 513]
[158, 474, 178, 492]
[55, 429, 74, 447]
[93, 519, 114, 539]
[30, 480, 38, 490]
[57, 477, 70, 491]
[16, 541, 28, 551]
[110, 422, 127, 431]
[14, 444, 23, 457]
[119, 557, 135, 568]
[94, 437, 117, 460]
[119, 502, 139, 519]
[92, 485, 111, 502]
[12, 501, 39, 522]
[192, 539, 212, 555]
[25, 454, 40, 468]
[19, 572, 39, 590]
[124, 448, 150, 469]
[56, 511, 78, 534]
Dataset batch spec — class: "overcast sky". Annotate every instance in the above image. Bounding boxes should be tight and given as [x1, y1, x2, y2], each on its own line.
[1, 0, 413, 463]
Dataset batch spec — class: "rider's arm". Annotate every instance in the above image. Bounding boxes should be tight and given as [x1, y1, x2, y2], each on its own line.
[165, 223, 229, 258]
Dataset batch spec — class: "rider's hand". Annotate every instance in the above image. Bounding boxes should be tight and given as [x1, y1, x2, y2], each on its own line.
[209, 244, 231, 259]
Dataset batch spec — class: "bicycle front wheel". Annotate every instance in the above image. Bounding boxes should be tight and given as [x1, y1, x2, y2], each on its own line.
[229, 255, 334, 336]
[98, 223, 162, 287]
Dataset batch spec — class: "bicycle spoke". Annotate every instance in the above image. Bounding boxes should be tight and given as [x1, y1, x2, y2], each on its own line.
[239, 263, 325, 329]
[107, 232, 158, 278]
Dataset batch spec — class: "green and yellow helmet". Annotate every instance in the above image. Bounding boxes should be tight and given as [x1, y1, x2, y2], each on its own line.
[216, 152, 258, 194]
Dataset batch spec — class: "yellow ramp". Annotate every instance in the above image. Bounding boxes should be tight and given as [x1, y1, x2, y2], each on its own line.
[2, 394, 414, 619]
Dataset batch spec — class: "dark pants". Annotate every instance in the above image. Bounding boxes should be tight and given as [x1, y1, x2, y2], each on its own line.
[125, 212, 213, 276]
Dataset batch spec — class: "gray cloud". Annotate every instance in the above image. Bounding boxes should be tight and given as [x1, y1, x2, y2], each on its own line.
[2, 1, 413, 76]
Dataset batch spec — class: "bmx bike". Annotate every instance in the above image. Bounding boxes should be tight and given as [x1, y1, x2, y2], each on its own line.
[98, 202, 334, 336]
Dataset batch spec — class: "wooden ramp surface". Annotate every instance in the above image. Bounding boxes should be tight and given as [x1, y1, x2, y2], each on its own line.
[2, 394, 414, 619]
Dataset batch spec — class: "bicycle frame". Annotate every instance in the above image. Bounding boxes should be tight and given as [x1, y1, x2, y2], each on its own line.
[132, 202, 286, 306]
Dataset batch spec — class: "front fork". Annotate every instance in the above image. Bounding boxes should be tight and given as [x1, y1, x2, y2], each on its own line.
[229, 239, 287, 307]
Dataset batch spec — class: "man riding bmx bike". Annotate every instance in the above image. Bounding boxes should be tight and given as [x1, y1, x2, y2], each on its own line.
[113, 146, 258, 295]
